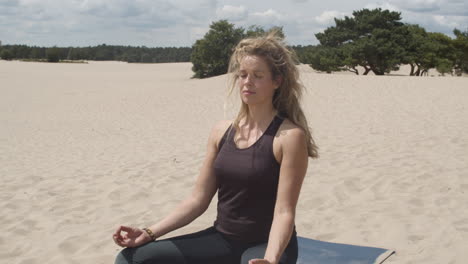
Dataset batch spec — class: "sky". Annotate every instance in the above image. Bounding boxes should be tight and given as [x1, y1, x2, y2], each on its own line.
[0, 0, 467, 47]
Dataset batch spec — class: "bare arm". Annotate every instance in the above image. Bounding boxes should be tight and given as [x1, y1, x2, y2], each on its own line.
[253, 127, 308, 264]
[113, 121, 227, 247]
[113, 121, 229, 247]
[146, 121, 228, 239]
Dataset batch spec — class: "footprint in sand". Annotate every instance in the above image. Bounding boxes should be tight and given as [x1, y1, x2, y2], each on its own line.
[453, 219, 468, 232]
[408, 234, 425, 243]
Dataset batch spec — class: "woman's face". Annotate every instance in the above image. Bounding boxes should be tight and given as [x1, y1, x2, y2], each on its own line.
[238, 55, 280, 106]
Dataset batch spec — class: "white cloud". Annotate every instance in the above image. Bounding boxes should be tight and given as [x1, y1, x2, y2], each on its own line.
[387, 0, 468, 15]
[216, 5, 247, 21]
[251, 9, 283, 25]
[432, 14, 464, 28]
[387, 0, 440, 12]
[314, 10, 347, 25]
[364, 2, 400, 12]
[372, 0, 468, 36]
[0, 0, 467, 47]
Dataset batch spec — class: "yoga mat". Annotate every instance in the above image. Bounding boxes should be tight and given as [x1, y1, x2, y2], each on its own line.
[297, 237, 395, 264]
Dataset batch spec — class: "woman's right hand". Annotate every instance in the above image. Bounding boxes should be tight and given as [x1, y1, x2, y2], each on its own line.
[113, 225, 153, 248]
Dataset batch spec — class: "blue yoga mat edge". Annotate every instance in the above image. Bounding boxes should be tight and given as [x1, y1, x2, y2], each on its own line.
[297, 236, 395, 264]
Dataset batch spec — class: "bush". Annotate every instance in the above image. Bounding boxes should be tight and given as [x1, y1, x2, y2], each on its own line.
[0, 49, 14, 60]
[46, 47, 60, 62]
[436, 58, 453, 76]
[191, 20, 244, 78]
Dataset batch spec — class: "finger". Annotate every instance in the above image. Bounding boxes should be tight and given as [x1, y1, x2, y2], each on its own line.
[113, 234, 125, 247]
[119, 225, 136, 233]
[113, 225, 124, 237]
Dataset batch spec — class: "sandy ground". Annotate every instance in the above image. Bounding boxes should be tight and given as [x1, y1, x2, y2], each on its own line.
[1, 60, 467, 264]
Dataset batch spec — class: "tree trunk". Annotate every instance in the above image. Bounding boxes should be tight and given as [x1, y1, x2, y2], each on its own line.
[372, 70, 385, 75]
[363, 66, 371, 75]
[410, 63, 415, 76]
[415, 68, 421, 76]
[347, 67, 359, 75]
[371, 68, 385, 75]
[414, 64, 422, 76]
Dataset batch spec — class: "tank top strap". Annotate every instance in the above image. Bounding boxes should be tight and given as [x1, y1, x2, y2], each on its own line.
[218, 124, 232, 152]
[262, 115, 284, 139]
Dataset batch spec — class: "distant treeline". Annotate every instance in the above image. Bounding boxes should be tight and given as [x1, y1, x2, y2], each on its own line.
[0, 40, 305, 65]
[0, 44, 192, 63]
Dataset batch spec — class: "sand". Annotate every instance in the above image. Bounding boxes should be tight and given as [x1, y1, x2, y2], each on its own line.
[1, 60, 467, 264]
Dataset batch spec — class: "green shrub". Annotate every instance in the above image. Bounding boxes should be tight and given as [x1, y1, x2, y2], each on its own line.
[0, 49, 14, 60]
[191, 20, 244, 78]
[46, 47, 60, 62]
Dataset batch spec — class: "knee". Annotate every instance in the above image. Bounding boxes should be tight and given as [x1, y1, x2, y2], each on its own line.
[114, 248, 134, 264]
[240, 245, 266, 264]
[114, 241, 186, 264]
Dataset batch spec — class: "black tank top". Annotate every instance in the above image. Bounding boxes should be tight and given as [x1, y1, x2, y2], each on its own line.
[213, 115, 284, 242]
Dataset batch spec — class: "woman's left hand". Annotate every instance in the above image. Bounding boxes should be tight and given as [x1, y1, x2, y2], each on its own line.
[248, 259, 275, 264]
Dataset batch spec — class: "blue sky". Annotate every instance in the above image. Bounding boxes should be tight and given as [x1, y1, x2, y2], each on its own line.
[0, 0, 467, 47]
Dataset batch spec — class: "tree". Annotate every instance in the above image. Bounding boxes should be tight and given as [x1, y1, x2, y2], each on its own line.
[0, 49, 14, 60]
[425, 32, 456, 75]
[436, 58, 453, 76]
[46, 47, 60, 62]
[305, 45, 346, 73]
[31, 46, 46, 60]
[400, 24, 428, 75]
[191, 20, 244, 78]
[453, 28, 468, 75]
[314, 8, 406, 75]
[245, 25, 285, 39]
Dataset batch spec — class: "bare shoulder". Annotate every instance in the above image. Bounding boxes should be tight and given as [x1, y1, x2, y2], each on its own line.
[273, 118, 307, 163]
[277, 119, 306, 144]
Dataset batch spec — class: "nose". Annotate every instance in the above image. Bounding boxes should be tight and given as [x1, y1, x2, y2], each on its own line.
[244, 74, 253, 85]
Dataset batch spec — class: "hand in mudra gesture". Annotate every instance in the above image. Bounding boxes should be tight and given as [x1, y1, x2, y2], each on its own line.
[113, 226, 152, 248]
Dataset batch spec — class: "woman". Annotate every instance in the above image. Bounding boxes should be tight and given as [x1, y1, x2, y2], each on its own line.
[113, 32, 319, 264]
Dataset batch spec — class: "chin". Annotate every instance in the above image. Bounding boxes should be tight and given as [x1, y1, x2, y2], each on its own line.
[241, 98, 255, 105]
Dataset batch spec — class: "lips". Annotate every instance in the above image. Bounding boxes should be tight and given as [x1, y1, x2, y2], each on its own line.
[242, 90, 256, 94]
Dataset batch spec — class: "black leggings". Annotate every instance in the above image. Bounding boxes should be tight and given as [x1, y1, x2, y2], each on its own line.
[115, 226, 298, 264]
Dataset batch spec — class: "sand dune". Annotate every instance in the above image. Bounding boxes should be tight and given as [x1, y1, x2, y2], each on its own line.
[1, 60, 467, 264]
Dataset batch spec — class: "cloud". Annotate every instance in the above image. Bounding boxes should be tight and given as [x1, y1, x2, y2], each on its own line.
[216, 5, 247, 21]
[251, 9, 283, 25]
[0, 0, 19, 6]
[372, 0, 468, 35]
[364, 2, 401, 12]
[387, 0, 468, 15]
[432, 14, 467, 30]
[1, 0, 466, 47]
[0, 0, 219, 46]
[77, 0, 146, 17]
[315, 10, 347, 25]
[388, 0, 440, 12]
[0, 0, 19, 16]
